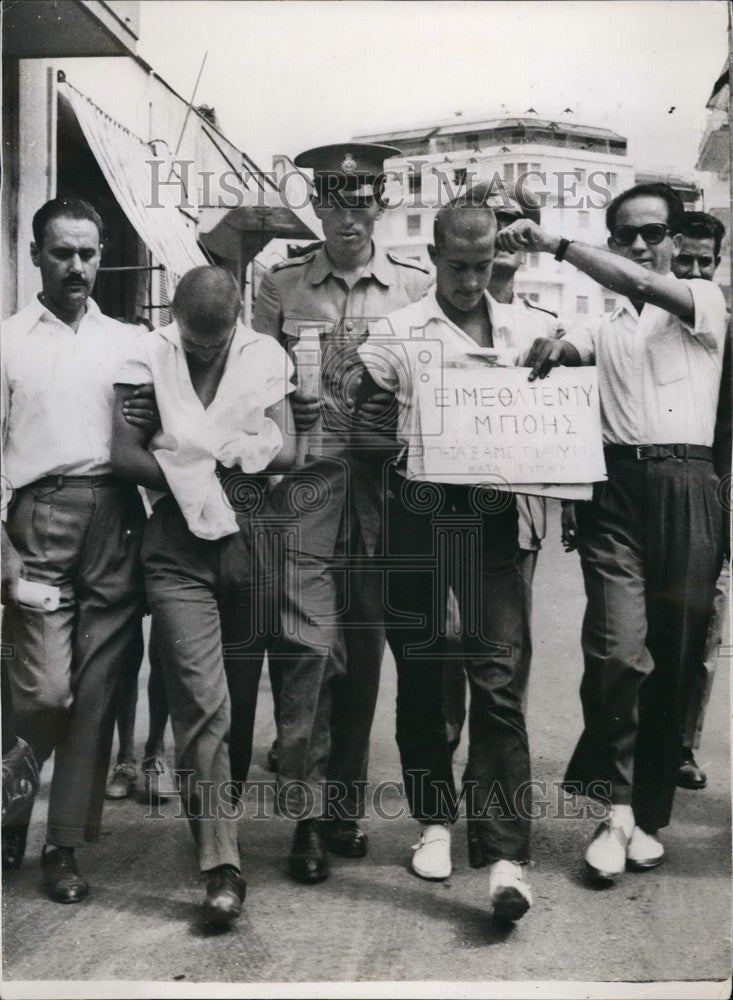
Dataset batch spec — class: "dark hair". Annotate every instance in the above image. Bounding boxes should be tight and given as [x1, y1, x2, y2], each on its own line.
[678, 211, 725, 257]
[172, 266, 241, 332]
[433, 182, 497, 250]
[605, 182, 685, 235]
[32, 197, 104, 247]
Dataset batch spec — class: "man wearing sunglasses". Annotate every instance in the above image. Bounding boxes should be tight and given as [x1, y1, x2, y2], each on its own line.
[496, 182, 727, 884]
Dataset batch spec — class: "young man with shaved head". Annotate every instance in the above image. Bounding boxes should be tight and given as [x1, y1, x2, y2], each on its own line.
[112, 266, 295, 926]
[357, 188, 536, 922]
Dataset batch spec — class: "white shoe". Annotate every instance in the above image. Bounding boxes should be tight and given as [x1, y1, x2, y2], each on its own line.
[488, 860, 533, 921]
[143, 756, 176, 801]
[626, 827, 664, 871]
[585, 807, 634, 882]
[411, 824, 451, 880]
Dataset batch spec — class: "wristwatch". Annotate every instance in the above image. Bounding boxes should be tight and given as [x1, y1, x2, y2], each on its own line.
[554, 238, 573, 262]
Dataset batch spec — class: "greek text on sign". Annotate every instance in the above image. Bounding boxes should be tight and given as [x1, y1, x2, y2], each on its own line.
[410, 364, 606, 485]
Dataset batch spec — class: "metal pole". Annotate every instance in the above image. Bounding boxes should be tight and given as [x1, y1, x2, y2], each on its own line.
[166, 52, 208, 182]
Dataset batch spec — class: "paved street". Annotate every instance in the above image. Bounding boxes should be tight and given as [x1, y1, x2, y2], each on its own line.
[2, 502, 730, 993]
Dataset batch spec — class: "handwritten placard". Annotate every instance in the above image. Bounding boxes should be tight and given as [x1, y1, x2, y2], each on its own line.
[408, 364, 606, 486]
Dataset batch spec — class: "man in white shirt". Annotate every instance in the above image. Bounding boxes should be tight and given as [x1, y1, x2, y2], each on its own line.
[498, 182, 727, 882]
[357, 190, 535, 922]
[1, 198, 153, 903]
[442, 182, 565, 749]
[111, 265, 295, 926]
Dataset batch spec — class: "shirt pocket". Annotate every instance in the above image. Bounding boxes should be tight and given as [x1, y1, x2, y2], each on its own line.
[647, 328, 686, 385]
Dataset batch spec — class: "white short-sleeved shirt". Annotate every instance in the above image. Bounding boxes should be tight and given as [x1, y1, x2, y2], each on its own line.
[357, 289, 561, 550]
[358, 289, 551, 449]
[2, 297, 138, 488]
[563, 276, 727, 446]
[116, 319, 294, 540]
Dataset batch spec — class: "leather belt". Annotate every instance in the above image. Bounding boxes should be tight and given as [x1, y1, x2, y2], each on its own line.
[603, 444, 713, 462]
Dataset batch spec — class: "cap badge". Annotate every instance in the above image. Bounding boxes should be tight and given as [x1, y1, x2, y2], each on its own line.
[341, 153, 358, 173]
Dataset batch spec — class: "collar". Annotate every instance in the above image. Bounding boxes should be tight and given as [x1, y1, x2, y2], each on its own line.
[29, 294, 101, 328]
[308, 242, 392, 287]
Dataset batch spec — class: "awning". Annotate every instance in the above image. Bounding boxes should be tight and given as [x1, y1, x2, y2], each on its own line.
[60, 79, 208, 289]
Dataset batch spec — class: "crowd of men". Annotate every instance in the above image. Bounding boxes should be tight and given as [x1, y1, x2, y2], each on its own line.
[1, 141, 729, 929]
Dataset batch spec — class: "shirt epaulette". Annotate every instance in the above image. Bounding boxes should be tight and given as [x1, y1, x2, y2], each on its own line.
[524, 299, 558, 319]
[270, 252, 317, 272]
[385, 250, 431, 274]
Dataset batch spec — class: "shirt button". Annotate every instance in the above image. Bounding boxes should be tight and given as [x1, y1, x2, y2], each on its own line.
[345, 321, 354, 332]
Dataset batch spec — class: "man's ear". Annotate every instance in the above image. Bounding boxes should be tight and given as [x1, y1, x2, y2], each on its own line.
[671, 233, 682, 255]
[30, 241, 41, 268]
[715, 255, 721, 270]
[606, 235, 614, 251]
[428, 243, 437, 266]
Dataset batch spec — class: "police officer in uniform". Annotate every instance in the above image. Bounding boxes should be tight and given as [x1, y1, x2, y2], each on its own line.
[253, 143, 431, 880]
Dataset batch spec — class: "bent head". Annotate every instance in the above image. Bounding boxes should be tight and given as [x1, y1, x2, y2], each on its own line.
[31, 198, 104, 315]
[172, 267, 241, 363]
[430, 200, 497, 313]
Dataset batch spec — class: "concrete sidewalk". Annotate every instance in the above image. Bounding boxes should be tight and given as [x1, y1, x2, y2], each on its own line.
[2, 504, 730, 991]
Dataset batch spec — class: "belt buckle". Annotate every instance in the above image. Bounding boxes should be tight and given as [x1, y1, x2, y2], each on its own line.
[672, 444, 687, 460]
[635, 446, 645, 461]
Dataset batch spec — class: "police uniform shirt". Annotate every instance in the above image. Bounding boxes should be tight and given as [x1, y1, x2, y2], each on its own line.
[252, 242, 431, 554]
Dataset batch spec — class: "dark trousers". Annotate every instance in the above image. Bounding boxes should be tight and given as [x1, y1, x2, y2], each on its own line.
[566, 455, 723, 832]
[267, 509, 382, 819]
[2, 478, 145, 846]
[385, 476, 530, 866]
[443, 549, 538, 752]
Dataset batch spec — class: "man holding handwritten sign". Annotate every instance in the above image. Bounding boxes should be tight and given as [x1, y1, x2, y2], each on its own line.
[357, 184, 554, 922]
[498, 182, 727, 884]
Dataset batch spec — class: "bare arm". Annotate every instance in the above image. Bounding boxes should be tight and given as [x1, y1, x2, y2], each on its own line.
[111, 385, 169, 491]
[497, 219, 694, 322]
[264, 397, 297, 471]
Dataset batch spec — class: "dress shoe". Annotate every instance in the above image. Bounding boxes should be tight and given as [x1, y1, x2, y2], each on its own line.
[266, 739, 279, 773]
[105, 762, 137, 799]
[288, 819, 329, 884]
[488, 860, 533, 922]
[2, 824, 29, 872]
[626, 827, 665, 871]
[411, 823, 452, 880]
[584, 811, 634, 882]
[677, 750, 707, 790]
[202, 865, 246, 927]
[40, 845, 89, 904]
[320, 818, 368, 858]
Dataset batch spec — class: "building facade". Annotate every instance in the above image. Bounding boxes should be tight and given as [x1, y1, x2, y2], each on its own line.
[353, 114, 704, 322]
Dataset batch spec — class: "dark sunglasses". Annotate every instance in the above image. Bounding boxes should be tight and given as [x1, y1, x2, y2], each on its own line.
[610, 223, 670, 247]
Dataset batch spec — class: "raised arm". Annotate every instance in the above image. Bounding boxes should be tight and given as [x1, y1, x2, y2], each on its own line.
[497, 219, 694, 323]
[110, 385, 169, 491]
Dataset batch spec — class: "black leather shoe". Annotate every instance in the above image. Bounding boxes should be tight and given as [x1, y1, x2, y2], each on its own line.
[202, 865, 246, 927]
[266, 739, 279, 773]
[678, 750, 707, 790]
[40, 846, 88, 904]
[320, 818, 368, 858]
[288, 819, 329, 884]
[2, 824, 29, 872]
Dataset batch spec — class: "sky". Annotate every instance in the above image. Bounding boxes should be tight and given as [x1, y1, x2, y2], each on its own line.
[137, 1, 728, 179]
